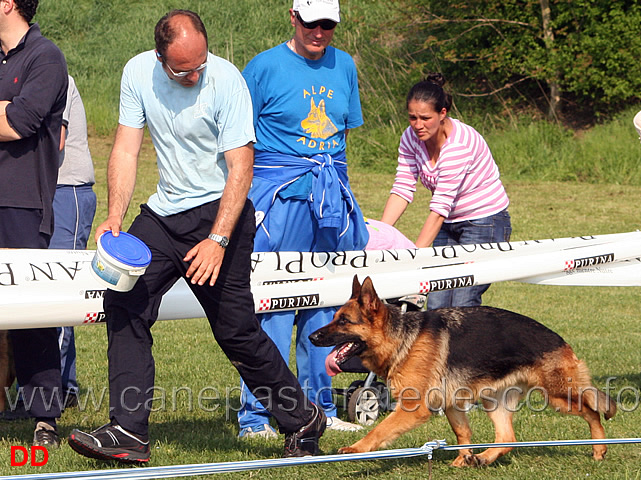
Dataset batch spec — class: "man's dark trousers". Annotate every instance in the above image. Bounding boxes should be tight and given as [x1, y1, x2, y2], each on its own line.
[0, 207, 63, 420]
[105, 199, 314, 436]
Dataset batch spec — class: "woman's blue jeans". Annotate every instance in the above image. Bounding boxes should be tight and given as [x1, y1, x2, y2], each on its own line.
[427, 209, 512, 309]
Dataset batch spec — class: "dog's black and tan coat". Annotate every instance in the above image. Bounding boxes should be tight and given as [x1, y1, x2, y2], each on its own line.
[310, 276, 616, 467]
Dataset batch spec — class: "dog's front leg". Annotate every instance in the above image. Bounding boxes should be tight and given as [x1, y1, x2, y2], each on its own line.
[339, 400, 431, 453]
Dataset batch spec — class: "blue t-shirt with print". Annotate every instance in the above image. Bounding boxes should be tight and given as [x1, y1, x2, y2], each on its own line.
[242, 43, 363, 157]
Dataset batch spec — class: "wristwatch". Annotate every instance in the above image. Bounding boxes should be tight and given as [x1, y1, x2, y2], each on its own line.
[207, 233, 229, 248]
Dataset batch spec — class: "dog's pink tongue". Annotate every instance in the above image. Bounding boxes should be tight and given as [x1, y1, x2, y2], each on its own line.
[325, 348, 343, 377]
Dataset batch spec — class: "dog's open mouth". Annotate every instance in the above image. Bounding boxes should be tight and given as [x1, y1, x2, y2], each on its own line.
[325, 341, 365, 377]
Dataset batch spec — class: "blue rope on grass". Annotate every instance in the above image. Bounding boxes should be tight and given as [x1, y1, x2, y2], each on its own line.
[436, 437, 641, 451]
[3, 438, 641, 480]
[0, 445, 437, 480]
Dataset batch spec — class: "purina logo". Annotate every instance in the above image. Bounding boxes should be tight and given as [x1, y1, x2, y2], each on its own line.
[259, 294, 320, 311]
[420, 275, 474, 293]
[564, 253, 615, 271]
[84, 312, 106, 323]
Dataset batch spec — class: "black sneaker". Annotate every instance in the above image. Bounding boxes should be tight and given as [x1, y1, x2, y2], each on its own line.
[0, 405, 30, 421]
[0, 398, 29, 421]
[68, 423, 150, 464]
[33, 422, 60, 448]
[283, 404, 326, 457]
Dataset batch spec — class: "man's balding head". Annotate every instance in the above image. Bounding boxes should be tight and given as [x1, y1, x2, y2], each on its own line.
[154, 9, 208, 58]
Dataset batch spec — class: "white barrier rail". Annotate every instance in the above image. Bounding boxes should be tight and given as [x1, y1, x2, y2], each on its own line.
[1, 231, 640, 329]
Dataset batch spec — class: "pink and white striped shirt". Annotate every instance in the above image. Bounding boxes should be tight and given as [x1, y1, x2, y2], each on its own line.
[391, 118, 509, 223]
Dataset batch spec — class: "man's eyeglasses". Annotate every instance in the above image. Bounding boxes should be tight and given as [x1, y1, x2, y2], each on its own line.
[164, 61, 207, 78]
[295, 12, 337, 31]
[156, 52, 207, 77]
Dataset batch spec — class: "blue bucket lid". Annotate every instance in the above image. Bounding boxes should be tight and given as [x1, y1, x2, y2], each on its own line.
[99, 231, 152, 268]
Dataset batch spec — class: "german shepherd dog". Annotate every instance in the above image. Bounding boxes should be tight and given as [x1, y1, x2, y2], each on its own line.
[309, 276, 616, 466]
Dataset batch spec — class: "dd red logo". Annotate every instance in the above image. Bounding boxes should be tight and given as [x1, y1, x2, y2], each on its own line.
[10, 446, 48, 466]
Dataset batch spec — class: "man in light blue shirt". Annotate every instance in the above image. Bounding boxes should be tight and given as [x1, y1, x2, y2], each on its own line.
[68, 9, 326, 464]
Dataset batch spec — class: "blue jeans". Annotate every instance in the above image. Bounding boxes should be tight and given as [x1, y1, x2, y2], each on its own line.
[427, 209, 512, 309]
[239, 189, 368, 430]
[49, 184, 97, 397]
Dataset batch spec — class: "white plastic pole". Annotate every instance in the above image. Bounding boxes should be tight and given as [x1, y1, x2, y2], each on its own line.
[1, 231, 640, 329]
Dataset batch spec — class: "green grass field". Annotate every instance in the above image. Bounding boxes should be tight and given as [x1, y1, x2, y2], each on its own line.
[1, 0, 641, 478]
[2, 148, 641, 478]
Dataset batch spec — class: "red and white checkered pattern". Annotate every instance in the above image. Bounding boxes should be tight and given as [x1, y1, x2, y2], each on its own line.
[564, 260, 575, 271]
[258, 298, 271, 311]
[84, 312, 99, 324]
[419, 281, 431, 294]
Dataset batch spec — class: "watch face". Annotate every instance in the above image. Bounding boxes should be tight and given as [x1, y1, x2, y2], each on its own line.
[209, 233, 229, 248]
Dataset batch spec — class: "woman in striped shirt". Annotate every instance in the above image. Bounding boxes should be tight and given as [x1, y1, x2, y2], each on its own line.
[381, 73, 512, 309]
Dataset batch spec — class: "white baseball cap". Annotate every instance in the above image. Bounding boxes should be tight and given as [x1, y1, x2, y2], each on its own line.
[293, 0, 340, 23]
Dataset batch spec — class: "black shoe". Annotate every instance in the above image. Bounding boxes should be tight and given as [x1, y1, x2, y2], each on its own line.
[0, 398, 30, 421]
[33, 422, 60, 448]
[0, 406, 30, 421]
[68, 423, 150, 464]
[283, 404, 326, 457]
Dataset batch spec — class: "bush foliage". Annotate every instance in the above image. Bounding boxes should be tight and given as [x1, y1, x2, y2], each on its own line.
[32, 0, 641, 183]
[392, 0, 641, 122]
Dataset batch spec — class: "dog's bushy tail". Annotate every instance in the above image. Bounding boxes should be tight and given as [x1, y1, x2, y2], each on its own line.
[577, 360, 617, 420]
[597, 390, 617, 420]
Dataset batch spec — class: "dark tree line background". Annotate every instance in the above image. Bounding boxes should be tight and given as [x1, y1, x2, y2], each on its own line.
[36, 0, 641, 132]
[378, 0, 641, 127]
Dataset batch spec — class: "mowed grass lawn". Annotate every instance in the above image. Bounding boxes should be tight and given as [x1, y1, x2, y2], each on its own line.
[1, 135, 641, 479]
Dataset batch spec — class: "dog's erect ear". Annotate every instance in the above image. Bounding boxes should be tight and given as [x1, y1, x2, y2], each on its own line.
[350, 274, 362, 299]
[358, 276, 384, 314]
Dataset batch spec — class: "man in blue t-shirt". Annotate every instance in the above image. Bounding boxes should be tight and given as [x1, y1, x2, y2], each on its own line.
[237, 0, 369, 438]
[67, 9, 326, 464]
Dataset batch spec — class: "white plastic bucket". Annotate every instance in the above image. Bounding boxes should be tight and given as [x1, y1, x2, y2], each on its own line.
[91, 232, 152, 292]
